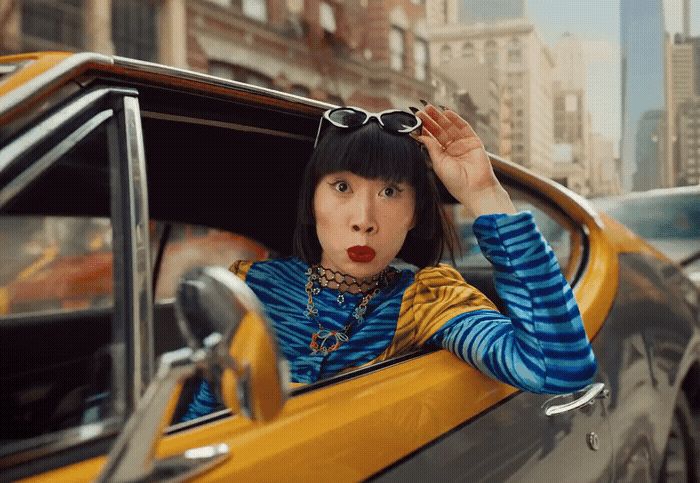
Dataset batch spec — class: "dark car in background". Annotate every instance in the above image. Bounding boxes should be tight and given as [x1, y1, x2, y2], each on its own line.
[593, 186, 700, 287]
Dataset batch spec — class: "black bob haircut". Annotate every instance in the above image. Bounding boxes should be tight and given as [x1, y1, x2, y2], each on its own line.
[292, 121, 459, 269]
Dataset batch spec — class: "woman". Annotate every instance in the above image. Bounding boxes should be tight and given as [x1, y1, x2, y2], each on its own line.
[181, 103, 597, 421]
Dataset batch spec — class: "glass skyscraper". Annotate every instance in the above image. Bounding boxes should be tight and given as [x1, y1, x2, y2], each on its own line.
[620, 0, 666, 191]
[459, 0, 527, 24]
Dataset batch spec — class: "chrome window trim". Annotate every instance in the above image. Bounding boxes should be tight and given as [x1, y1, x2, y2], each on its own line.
[0, 109, 113, 209]
[118, 96, 155, 402]
[0, 86, 138, 177]
[112, 56, 333, 110]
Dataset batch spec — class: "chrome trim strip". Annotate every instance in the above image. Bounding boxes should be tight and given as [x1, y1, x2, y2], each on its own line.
[140, 110, 314, 141]
[0, 109, 112, 209]
[112, 56, 333, 111]
[0, 52, 113, 117]
[0, 87, 137, 176]
[122, 96, 155, 400]
[0, 418, 121, 469]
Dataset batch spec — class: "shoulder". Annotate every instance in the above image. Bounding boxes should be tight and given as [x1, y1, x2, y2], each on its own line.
[408, 263, 498, 313]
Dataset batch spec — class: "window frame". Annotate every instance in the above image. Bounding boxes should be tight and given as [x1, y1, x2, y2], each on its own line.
[0, 88, 152, 478]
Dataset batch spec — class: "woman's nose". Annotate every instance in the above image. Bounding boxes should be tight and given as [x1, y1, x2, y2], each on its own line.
[351, 198, 378, 234]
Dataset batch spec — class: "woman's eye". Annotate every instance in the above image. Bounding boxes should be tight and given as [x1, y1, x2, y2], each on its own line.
[382, 186, 401, 197]
[334, 181, 349, 193]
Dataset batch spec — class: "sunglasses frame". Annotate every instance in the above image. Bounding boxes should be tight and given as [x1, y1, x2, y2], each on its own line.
[313, 106, 423, 148]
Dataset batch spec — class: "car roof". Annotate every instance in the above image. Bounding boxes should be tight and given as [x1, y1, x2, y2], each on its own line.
[0, 52, 604, 252]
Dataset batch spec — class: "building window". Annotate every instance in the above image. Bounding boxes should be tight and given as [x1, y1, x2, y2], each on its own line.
[484, 40, 498, 65]
[319, 1, 337, 33]
[21, 0, 84, 50]
[244, 0, 268, 21]
[112, 0, 158, 61]
[390, 26, 405, 72]
[462, 42, 474, 58]
[507, 38, 522, 64]
[414, 38, 429, 81]
[440, 44, 452, 64]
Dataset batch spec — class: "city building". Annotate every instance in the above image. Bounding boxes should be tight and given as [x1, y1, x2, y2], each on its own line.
[432, 56, 500, 154]
[620, 0, 667, 191]
[428, 19, 554, 176]
[669, 33, 700, 185]
[425, 0, 458, 26]
[552, 143, 586, 194]
[0, 0, 437, 111]
[677, 100, 700, 185]
[590, 133, 622, 196]
[458, 0, 526, 25]
[552, 33, 592, 195]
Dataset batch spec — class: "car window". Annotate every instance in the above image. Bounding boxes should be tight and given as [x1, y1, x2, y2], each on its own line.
[0, 122, 122, 456]
[444, 183, 580, 276]
[152, 223, 269, 302]
[596, 193, 700, 239]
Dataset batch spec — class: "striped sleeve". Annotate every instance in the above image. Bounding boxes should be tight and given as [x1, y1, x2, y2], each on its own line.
[426, 211, 597, 394]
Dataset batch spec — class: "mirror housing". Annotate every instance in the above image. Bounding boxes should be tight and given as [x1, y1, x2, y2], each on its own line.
[99, 266, 288, 482]
[175, 266, 289, 421]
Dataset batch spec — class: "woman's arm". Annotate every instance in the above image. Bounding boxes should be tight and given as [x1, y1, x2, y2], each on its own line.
[426, 211, 597, 394]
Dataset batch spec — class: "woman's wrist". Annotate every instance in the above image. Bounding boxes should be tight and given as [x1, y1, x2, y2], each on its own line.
[458, 184, 517, 218]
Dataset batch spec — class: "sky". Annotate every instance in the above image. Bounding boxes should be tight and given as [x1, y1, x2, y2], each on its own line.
[525, 0, 700, 156]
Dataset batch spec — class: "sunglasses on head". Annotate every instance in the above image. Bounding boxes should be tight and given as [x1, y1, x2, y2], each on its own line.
[313, 106, 423, 148]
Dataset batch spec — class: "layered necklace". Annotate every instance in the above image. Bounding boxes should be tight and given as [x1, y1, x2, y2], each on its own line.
[304, 264, 398, 355]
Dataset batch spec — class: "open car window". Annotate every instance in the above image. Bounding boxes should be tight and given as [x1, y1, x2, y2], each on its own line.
[0, 119, 123, 459]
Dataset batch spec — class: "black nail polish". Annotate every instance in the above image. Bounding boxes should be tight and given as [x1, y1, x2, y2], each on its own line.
[408, 106, 420, 113]
[419, 99, 428, 106]
[439, 105, 448, 111]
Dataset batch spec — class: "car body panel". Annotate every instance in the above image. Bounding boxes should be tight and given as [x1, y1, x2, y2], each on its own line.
[0, 52, 698, 482]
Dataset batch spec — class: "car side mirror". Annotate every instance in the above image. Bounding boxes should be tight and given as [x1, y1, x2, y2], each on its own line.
[99, 266, 288, 482]
[175, 266, 289, 421]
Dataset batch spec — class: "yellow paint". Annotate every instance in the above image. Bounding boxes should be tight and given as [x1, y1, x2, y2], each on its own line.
[0, 52, 72, 98]
[18, 246, 58, 280]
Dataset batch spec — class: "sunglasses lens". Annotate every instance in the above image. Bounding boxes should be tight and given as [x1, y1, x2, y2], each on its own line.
[328, 108, 367, 128]
[380, 112, 420, 132]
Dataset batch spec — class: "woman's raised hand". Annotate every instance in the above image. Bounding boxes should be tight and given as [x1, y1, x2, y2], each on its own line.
[413, 103, 516, 217]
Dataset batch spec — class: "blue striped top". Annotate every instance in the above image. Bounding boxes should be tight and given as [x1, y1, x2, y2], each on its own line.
[181, 211, 598, 421]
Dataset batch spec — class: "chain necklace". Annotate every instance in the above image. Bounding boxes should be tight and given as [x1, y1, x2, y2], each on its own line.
[304, 265, 397, 355]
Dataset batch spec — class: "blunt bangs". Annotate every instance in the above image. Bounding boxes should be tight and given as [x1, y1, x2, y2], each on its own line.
[311, 123, 422, 186]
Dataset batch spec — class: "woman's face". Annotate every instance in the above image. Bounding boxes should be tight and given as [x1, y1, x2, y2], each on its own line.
[313, 171, 416, 279]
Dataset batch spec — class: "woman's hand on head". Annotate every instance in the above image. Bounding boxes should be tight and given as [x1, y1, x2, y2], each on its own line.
[413, 104, 516, 217]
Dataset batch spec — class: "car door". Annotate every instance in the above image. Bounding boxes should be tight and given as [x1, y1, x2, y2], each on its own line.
[0, 87, 152, 480]
[370, 182, 615, 482]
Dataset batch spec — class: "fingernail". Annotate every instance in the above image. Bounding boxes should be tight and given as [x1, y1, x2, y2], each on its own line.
[408, 106, 420, 113]
[419, 99, 428, 106]
[439, 105, 448, 111]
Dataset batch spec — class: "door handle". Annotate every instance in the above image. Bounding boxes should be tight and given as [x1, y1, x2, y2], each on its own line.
[543, 382, 608, 417]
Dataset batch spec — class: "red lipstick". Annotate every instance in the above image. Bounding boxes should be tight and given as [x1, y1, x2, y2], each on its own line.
[347, 245, 376, 263]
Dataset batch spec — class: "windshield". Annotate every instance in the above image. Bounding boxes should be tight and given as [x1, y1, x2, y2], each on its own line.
[596, 193, 700, 239]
